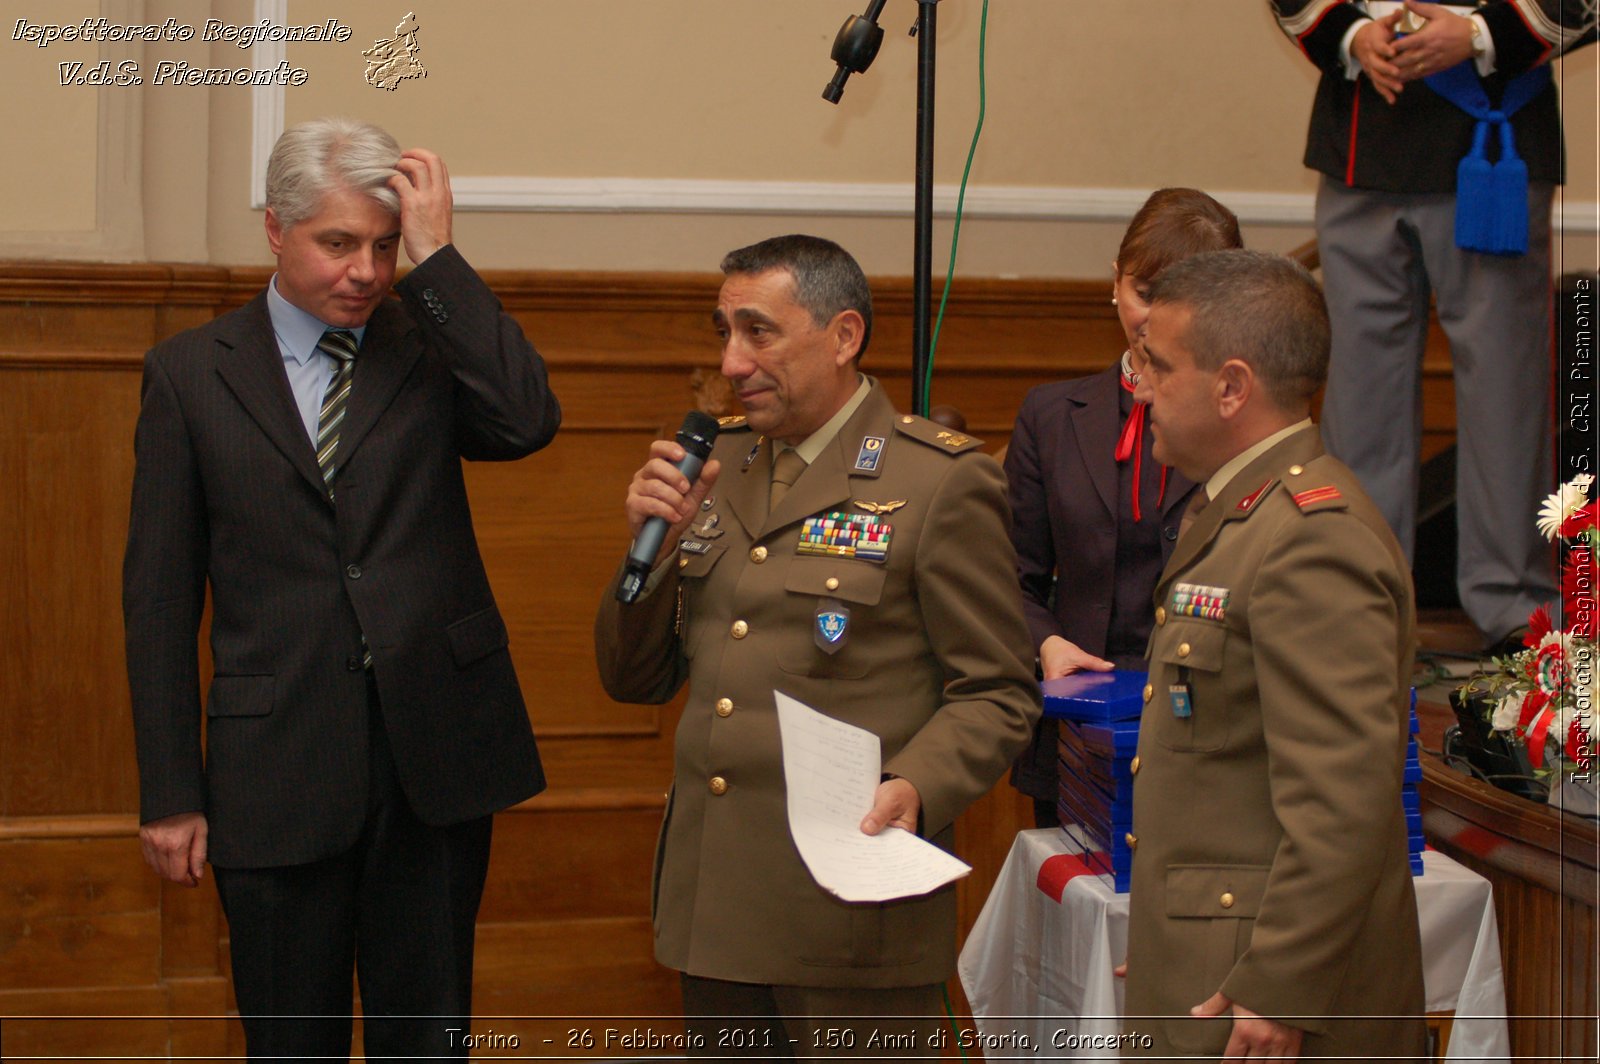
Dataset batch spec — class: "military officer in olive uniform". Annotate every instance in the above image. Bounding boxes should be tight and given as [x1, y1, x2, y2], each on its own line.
[594, 235, 1040, 1056]
[1123, 250, 1426, 1060]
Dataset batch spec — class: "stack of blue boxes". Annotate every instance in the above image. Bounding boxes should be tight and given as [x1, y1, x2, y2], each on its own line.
[1043, 671, 1146, 892]
[1044, 673, 1427, 892]
[1405, 692, 1425, 874]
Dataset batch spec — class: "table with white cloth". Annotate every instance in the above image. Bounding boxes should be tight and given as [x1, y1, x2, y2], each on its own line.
[958, 829, 1510, 1061]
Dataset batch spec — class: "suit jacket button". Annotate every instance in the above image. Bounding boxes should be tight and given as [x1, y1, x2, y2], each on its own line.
[1124, 832, 1138, 851]
[1130, 755, 1141, 775]
[731, 620, 749, 639]
[1164, 526, 1178, 541]
[1143, 683, 1154, 703]
[750, 546, 768, 563]
[346, 564, 362, 579]
[1155, 607, 1167, 626]
[716, 697, 734, 717]
[1177, 642, 1191, 658]
[825, 577, 840, 591]
[709, 776, 728, 795]
[1219, 892, 1236, 909]
[346, 655, 364, 672]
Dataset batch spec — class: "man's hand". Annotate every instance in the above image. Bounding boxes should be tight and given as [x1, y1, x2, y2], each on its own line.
[624, 440, 723, 568]
[1392, 2, 1477, 83]
[389, 148, 453, 265]
[860, 776, 920, 836]
[1191, 991, 1304, 1062]
[1351, 11, 1406, 103]
[1039, 635, 1114, 680]
[139, 811, 208, 886]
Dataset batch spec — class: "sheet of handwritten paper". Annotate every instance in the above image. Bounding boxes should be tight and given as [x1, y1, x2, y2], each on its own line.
[774, 690, 971, 902]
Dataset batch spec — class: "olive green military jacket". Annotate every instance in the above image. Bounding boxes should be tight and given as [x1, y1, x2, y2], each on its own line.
[595, 379, 1040, 988]
[1124, 425, 1427, 1059]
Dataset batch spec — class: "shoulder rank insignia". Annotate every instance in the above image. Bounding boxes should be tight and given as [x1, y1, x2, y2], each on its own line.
[717, 414, 749, 429]
[1170, 581, 1229, 621]
[1292, 485, 1346, 511]
[1235, 479, 1276, 514]
[892, 415, 986, 455]
[854, 499, 907, 516]
[854, 435, 886, 472]
[798, 511, 891, 563]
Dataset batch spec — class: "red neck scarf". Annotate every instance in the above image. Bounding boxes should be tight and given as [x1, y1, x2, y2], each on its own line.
[1113, 354, 1168, 523]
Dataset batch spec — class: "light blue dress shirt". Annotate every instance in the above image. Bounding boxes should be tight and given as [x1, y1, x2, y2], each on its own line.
[266, 275, 368, 443]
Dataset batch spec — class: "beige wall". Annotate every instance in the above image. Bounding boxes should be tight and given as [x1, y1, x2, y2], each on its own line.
[1, 0, 1595, 275]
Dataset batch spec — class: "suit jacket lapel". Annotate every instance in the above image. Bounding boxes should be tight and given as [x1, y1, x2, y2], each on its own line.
[723, 434, 771, 540]
[335, 299, 422, 469]
[214, 294, 330, 499]
[1072, 369, 1122, 520]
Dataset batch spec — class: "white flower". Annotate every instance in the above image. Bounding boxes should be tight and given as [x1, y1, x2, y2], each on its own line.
[1537, 473, 1594, 540]
[1492, 689, 1525, 731]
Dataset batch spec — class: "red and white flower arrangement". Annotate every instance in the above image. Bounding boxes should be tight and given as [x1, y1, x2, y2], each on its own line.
[1464, 473, 1596, 780]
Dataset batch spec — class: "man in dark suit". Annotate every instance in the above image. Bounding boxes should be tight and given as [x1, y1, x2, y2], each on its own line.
[124, 117, 560, 1059]
[1123, 250, 1425, 1059]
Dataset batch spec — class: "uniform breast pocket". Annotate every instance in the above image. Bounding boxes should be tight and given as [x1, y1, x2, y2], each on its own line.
[777, 558, 887, 680]
[1150, 619, 1230, 753]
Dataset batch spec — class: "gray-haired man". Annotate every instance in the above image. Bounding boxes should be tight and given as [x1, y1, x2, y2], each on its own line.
[125, 117, 560, 1059]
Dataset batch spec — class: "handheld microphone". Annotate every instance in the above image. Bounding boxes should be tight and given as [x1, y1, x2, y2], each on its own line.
[616, 411, 721, 604]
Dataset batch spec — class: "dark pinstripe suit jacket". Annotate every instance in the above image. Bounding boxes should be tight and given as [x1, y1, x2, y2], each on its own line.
[124, 245, 559, 868]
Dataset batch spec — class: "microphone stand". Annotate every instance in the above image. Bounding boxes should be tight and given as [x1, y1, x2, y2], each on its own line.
[823, 0, 941, 419]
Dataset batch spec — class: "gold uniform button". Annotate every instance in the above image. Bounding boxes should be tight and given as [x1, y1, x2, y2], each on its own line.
[709, 776, 728, 796]
[750, 546, 768, 563]
[1178, 642, 1192, 658]
[1288, 464, 1304, 476]
[1130, 755, 1141, 775]
[1143, 683, 1154, 703]
[1155, 606, 1167, 626]
[1220, 892, 1236, 909]
[678, 557, 689, 569]
[715, 697, 733, 717]
[901, 416, 914, 424]
[1124, 832, 1138, 851]
[731, 620, 749, 639]
[825, 577, 840, 591]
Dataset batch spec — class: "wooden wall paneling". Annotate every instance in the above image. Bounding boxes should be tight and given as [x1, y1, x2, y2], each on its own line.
[3, 369, 142, 818]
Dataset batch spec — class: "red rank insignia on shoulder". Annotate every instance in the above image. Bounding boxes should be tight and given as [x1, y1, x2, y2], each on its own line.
[1292, 485, 1343, 509]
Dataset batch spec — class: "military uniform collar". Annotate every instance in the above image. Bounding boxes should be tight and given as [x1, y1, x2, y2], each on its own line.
[1204, 418, 1313, 502]
[780, 374, 871, 467]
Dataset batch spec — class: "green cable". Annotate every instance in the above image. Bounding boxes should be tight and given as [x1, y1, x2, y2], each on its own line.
[941, 981, 969, 1062]
[925, 0, 990, 408]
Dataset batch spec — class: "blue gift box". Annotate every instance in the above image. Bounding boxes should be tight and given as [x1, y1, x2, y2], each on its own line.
[1042, 670, 1148, 724]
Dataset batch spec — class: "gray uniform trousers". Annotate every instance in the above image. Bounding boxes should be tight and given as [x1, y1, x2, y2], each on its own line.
[1316, 174, 1557, 640]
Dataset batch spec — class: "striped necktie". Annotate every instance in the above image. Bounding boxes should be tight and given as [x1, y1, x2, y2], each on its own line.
[315, 329, 372, 669]
[315, 329, 358, 498]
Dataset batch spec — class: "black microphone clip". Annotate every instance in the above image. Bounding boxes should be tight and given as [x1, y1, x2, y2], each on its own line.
[822, 0, 888, 104]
